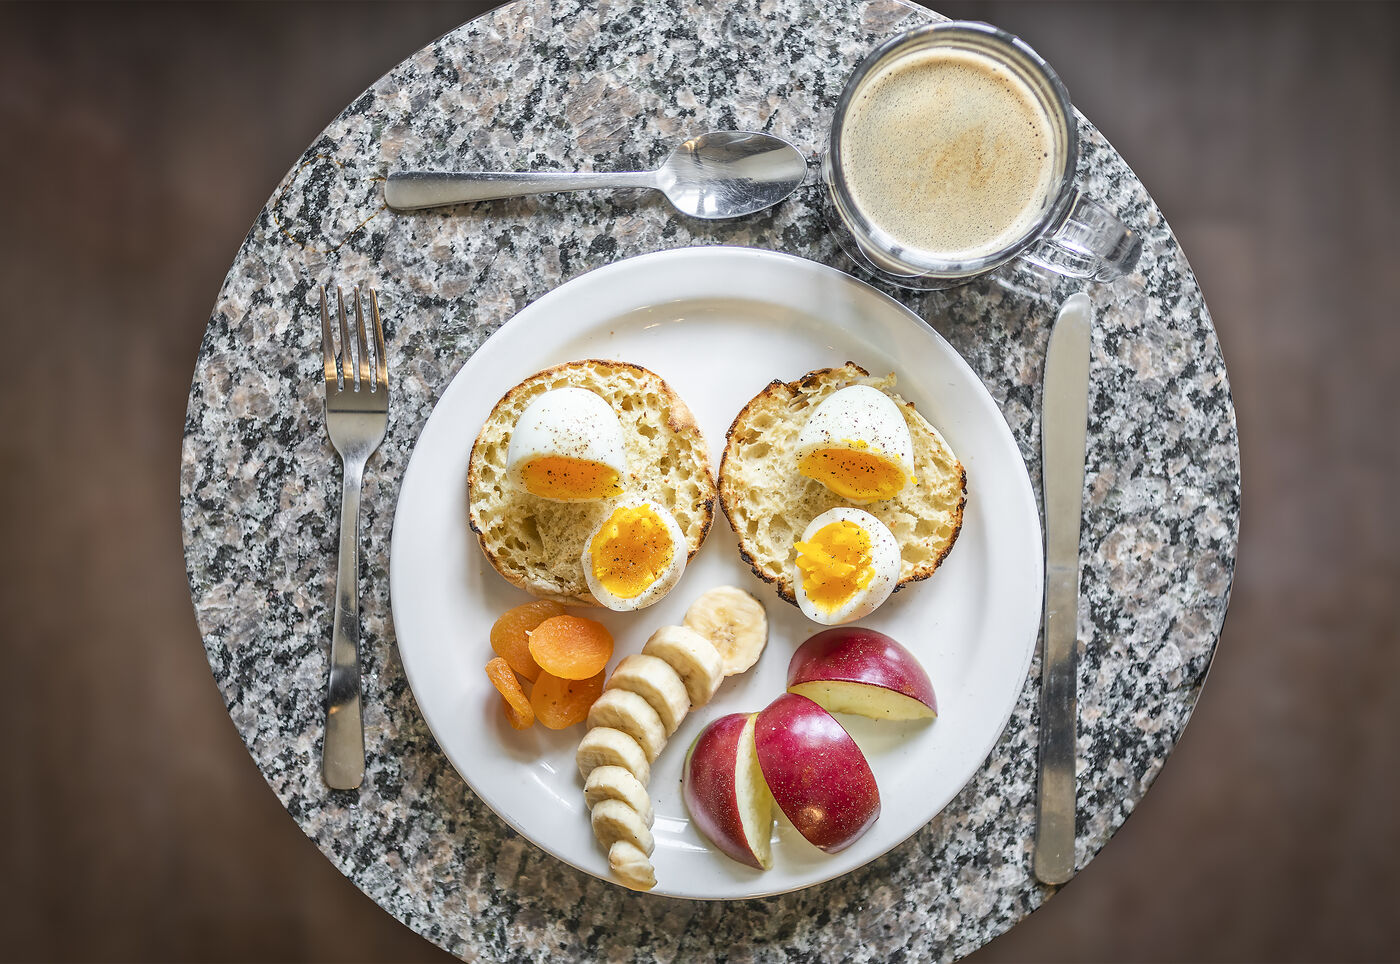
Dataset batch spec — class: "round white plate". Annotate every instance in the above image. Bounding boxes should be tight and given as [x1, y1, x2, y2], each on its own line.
[390, 246, 1043, 899]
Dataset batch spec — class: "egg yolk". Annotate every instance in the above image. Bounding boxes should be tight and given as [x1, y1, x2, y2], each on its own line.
[519, 455, 622, 500]
[797, 441, 908, 501]
[589, 504, 675, 599]
[794, 520, 875, 612]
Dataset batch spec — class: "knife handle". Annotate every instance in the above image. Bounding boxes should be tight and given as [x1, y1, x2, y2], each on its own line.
[1034, 565, 1079, 884]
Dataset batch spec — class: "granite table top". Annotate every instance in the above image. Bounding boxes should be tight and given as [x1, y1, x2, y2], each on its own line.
[179, 0, 1240, 959]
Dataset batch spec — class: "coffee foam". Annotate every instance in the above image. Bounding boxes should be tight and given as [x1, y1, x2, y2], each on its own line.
[839, 47, 1059, 263]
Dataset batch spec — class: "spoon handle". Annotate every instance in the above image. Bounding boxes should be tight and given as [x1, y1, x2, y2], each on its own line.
[385, 170, 657, 210]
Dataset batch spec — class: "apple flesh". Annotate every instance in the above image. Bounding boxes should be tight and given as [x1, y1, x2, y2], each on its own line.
[682, 712, 774, 869]
[787, 627, 937, 721]
[753, 693, 880, 853]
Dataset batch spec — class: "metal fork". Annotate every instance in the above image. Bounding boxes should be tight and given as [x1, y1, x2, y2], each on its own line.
[319, 285, 388, 789]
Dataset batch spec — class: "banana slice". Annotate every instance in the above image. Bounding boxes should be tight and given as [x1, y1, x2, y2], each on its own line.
[576, 726, 650, 786]
[607, 654, 691, 736]
[587, 689, 668, 763]
[683, 586, 769, 676]
[591, 798, 655, 856]
[609, 840, 656, 892]
[584, 765, 654, 826]
[642, 625, 724, 708]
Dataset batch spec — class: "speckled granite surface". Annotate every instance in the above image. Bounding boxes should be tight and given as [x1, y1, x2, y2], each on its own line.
[180, 0, 1239, 959]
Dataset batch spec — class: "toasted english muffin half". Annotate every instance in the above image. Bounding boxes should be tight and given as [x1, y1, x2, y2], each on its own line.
[717, 362, 965, 604]
[468, 359, 716, 605]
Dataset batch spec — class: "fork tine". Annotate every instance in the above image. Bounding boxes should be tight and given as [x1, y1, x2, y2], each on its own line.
[370, 288, 387, 391]
[354, 287, 372, 389]
[319, 286, 337, 386]
[336, 286, 354, 386]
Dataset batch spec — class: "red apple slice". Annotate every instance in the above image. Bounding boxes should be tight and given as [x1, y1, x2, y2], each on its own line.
[753, 693, 880, 853]
[682, 712, 774, 869]
[787, 627, 937, 721]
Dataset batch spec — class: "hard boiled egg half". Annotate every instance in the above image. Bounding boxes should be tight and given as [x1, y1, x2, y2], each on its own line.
[795, 385, 915, 503]
[792, 507, 901, 625]
[582, 496, 688, 611]
[506, 387, 627, 502]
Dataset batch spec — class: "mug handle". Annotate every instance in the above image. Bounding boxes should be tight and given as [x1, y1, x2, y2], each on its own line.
[1023, 190, 1143, 281]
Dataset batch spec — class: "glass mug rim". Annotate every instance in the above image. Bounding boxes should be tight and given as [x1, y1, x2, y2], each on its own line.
[827, 20, 1081, 278]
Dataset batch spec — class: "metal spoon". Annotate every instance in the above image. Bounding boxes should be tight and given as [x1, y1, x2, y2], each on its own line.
[384, 131, 809, 219]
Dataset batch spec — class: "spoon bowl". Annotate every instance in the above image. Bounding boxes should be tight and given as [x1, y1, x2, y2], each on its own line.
[654, 131, 810, 218]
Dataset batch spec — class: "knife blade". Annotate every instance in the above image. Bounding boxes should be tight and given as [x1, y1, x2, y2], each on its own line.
[1034, 292, 1093, 885]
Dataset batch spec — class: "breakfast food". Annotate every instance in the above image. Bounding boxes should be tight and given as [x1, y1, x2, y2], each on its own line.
[527, 614, 614, 680]
[718, 363, 965, 606]
[468, 359, 716, 606]
[839, 44, 1059, 262]
[608, 841, 657, 891]
[787, 627, 937, 721]
[792, 507, 902, 625]
[485, 657, 535, 730]
[486, 602, 605, 731]
[682, 586, 768, 676]
[531, 669, 604, 730]
[794, 385, 916, 503]
[581, 497, 689, 612]
[753, 693, 881, 853]
[578, 689, 669, 892]
[605, 654, 691, 737]
[577, 590, 764, 891]
[584, 765, 654, 826]
[682, 712, 774, 870]
[490, 599, 564, 682]
[504, 386, 628, 501]
[576, 726, 652, 786]
[591, 798, 656, 856]
[586, 689, 668, 763]
[640, 626, 724, 708]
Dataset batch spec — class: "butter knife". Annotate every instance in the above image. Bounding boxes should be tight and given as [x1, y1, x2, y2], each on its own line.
[1034, 292, 1093, 885]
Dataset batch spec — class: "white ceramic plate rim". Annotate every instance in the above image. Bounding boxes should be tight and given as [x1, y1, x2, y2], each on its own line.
[390, 245, 1043, 899]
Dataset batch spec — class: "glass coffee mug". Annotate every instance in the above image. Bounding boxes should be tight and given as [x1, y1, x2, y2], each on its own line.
[822, 21, 1142, 289]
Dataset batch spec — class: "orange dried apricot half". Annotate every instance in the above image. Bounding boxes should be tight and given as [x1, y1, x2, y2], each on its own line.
[527, 615, 614, 681]
[532, 669, 605, 730]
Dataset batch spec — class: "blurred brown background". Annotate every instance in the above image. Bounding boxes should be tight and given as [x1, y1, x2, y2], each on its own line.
[1, 1, 1395, 961]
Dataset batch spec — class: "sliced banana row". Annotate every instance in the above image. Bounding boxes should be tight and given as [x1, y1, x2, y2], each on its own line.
[577, 623, 725, 891]
[575, 587, 767, 892]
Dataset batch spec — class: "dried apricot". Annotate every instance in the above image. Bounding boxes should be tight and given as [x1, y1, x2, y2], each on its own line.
[485, 656, 534, 730]
[532, 669, 605, 729]
[527, 614, 614, 680]
[490, 599, 566, 682]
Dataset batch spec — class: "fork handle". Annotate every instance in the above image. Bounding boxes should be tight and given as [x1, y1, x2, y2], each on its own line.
[324, 456, 367, 789]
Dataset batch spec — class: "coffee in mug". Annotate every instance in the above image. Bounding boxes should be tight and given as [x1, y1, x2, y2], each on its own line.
[823, 22, 1141, 288]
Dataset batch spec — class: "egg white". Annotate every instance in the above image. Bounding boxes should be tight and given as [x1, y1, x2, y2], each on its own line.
[505, 387, 628, 502]
[792, 506, 901, 625]
[582, 497, 688, 612]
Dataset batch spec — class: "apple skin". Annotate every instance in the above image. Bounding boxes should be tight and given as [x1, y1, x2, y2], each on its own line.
[787, 627, 937, 721]
[753, 693, 880, 853]
[683, 713, 773, 869]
